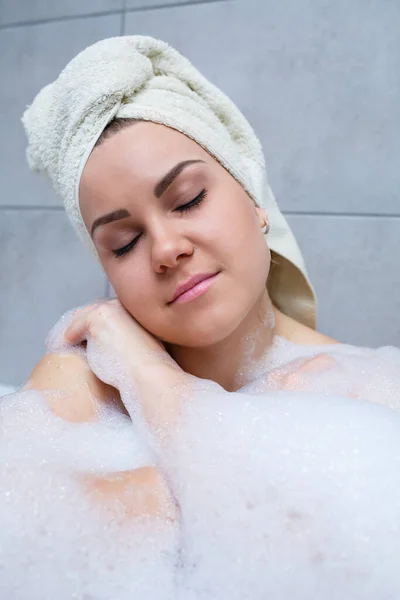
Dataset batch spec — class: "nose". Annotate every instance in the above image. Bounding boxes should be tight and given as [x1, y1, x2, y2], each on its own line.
[151, 223, 194, 273]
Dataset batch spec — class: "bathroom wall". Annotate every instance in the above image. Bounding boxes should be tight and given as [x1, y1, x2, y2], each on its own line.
[0, 0, 399, 385]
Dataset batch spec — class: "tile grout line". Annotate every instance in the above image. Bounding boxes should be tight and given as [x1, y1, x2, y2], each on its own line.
[1, 206, 400, 219]
[283, 210, 400, 219]
[125, 0, 235, 15]
[120, 0, 127, 35]
[0, 0, 234, 30]
[0, 8, 124, 30]
[0, 205, 65, 211]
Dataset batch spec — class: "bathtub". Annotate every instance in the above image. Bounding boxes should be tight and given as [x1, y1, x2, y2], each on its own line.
[0, 384, 16, 397]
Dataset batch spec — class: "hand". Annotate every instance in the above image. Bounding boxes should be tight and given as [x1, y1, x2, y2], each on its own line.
[63, 298, 175, 391]
[62, 299, 190, 439]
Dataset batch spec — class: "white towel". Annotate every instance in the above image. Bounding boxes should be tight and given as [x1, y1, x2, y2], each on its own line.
[22, 35, 316, 328]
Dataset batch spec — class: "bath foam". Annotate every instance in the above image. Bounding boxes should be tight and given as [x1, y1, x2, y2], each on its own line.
[0, 389, 178, 600]
[165, 385, 400, 599]
[241, 337, 400, 411]
[2, 309, 400, 598]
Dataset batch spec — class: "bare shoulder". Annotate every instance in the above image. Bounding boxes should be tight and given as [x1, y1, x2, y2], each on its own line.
[294, 326, 339, 346]
[274, 309, 339, 346]
[24, 351, 127, 422]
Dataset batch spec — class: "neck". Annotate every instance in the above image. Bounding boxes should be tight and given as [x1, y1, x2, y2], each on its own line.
[167, 292, 288, 392]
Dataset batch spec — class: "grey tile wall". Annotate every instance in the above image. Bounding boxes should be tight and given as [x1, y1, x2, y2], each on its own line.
[0, 15, 121, 207]
[124, 0, 400, 215]
[125, 0, 222, 9]
[286, 214, 400, 347]
[0, 0, 399, 384]
[0, 0, 124, 25]
[0, 210, 106, 385]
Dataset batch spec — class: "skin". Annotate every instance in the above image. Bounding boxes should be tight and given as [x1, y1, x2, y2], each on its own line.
[79, 121, 336, 393]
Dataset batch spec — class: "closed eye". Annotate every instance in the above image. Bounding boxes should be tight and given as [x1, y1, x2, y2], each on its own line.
[175, 188, 207, 213]
[112, 188, 208, 259]
[112, 234, 141, 258]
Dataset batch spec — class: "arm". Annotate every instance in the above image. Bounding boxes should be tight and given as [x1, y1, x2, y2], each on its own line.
[124, 361, 199, 445]
[24, 352, 178, 523]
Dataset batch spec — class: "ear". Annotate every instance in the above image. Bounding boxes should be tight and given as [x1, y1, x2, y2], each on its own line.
[254, 205, 268, 227]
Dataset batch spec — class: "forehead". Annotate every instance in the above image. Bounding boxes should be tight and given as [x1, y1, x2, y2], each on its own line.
[83, 122, 210, 185]
[79, 121, 211, 218]
[96, 121, 207, 167]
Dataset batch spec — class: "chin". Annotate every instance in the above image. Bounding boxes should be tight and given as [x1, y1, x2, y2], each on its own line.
[169, 312, 245, 348]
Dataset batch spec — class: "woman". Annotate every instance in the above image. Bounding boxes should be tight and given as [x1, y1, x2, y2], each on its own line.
[18, 36, 400, 582]
[20, 35, 344, 516]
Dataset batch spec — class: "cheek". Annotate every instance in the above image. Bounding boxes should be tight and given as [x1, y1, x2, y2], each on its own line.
[229, 207, 271, 290]
[215, 196, 267, 264]
[106, 266, 153, 315]
[108, 267, 172, 337]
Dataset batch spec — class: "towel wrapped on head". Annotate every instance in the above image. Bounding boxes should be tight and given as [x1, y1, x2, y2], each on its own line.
[22, 35, 316, 329]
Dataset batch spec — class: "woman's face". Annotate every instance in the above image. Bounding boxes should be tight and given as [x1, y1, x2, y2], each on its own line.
[79, 122, 270, 347]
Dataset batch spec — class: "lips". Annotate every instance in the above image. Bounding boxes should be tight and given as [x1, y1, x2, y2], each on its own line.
[169, 272, 218, 304]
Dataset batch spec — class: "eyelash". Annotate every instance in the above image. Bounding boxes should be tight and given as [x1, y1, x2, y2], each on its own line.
[112, 189, 208, 259]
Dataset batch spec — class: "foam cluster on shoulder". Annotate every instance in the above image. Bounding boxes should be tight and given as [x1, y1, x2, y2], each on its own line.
[2, 334, 400, 598]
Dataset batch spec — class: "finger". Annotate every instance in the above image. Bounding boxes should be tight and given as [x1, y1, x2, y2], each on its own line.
[64, 318, 88, 345]
[64, 305, 97, 345]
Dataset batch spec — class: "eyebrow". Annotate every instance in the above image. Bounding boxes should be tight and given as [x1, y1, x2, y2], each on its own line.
[91, 208, 131, 238]
[153, 159, 205, 198]
[90, 159, 205, 238]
